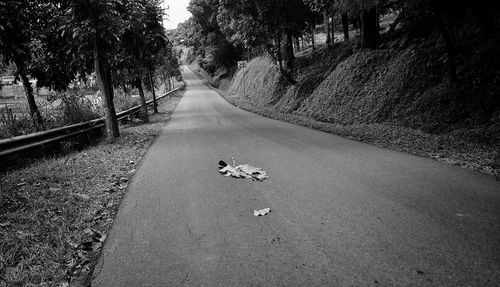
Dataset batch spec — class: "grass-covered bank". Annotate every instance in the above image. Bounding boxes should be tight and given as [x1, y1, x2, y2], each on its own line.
[0, 91, 183, 287]
[189, 43, 499, 177]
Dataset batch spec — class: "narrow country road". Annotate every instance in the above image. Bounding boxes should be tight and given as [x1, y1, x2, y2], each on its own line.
[92, 67, 500, 286]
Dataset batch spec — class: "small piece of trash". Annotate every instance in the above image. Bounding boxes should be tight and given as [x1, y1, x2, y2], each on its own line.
[254, 208, 271, 216]
[218, 160, 269, 181]
[129, 160, 135, 165]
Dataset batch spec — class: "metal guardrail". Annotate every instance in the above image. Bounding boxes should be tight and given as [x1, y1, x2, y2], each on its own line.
[0, 86, 183, 157]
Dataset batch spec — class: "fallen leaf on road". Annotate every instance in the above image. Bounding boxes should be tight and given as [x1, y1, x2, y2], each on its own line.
[254, 208, 271, 216]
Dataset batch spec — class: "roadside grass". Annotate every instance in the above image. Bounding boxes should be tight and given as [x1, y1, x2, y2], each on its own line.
[0, 91, 183, 287]
[0, 89, 152, 140]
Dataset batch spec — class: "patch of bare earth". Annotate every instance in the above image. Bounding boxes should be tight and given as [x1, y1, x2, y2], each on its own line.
[0, 91, 183, 287]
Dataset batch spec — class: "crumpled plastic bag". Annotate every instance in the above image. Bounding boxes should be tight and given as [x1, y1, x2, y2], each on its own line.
[254, 208, 271, 216]
[218, 160, 269, 181]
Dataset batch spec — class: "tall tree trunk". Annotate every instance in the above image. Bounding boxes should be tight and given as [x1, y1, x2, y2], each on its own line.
[342, 13, 349, 41]
[323, 11, 331, 46]
[361, 6, 380, 49]
[13, 55, 43, 130]
[123, 83, 130, 97]
[435, 16, 457, 84]
[94, 45, 119, 142]
[276, 33, 284, 74]
[311, 24, 316, 50]
[136, 77, 149, 122]
[285, 31, 295, 70]
[0, 185, 3, 206]
[166, 76, 171, 92]
[331, 13, 336, 43]
[294, 37, 300, 53]
[148, 70, 158, 113]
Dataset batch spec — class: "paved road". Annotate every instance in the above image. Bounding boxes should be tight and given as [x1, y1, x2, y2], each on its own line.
[92, 67, 500, 286]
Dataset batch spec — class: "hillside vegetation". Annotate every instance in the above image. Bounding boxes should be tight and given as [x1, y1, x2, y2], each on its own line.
[207, 33, 499, 174]
[228, 36, 499, 132]
[176, 0, 500, 174]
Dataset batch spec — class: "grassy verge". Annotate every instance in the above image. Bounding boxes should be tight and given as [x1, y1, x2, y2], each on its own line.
[0, 91, 183, 287]
[190, 66, 499, 177]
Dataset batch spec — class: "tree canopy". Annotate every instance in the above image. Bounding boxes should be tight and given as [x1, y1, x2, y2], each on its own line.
[0, 0, 180, 141]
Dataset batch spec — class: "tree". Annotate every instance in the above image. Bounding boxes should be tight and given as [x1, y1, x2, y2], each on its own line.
[304, 0, 336, 47]
[341, 13, 349, 41]
[338, 0, 380, 49]
[118, 0, 152, 122]
[141, 0, 171, 114]
[0, 0, 43, 129]
[62, 0, 125, 142]
[29, 1, 93, 93]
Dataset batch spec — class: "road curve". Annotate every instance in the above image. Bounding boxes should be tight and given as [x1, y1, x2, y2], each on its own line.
[92, 66, 500, 286]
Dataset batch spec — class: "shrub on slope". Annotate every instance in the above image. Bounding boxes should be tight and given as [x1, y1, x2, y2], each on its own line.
[275, 44, 354, 113]
[227, 57, 281, 107]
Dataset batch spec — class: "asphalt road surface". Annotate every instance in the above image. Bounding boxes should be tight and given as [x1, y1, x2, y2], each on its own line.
[92, 66, 500, 286]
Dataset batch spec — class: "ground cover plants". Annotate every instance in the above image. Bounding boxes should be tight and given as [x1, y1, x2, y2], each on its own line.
[0, 91, 183, 287]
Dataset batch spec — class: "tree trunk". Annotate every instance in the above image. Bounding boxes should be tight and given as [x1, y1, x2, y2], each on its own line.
[284, 31, 295, 70]
[123, 83, 131, 97]
[136, 78, 149, 122]
[311, 24, 316, 50]
[0, 185, 3, 206]
[342, 13, 349, 41]
[276, 33, 284, 74]
[331, 14, 336, 43]
[323, 11, 331, 46]
[294, 37, 300, 53]
[13, 55, 43, 130]
[361, 6, 380, 49]
[149, 70, 158, 113]
[435, 16, 457, 84]
[94, 45, 119, 142]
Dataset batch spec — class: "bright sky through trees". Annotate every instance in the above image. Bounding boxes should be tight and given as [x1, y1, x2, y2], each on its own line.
[163, 0, 191, 30]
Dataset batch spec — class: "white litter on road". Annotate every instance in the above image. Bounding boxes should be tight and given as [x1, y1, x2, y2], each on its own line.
[254, 208, 271, 216]
[218, 160, 269, 181]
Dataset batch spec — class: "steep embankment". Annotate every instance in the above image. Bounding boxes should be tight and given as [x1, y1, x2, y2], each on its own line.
[202, 40, 500, 175]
